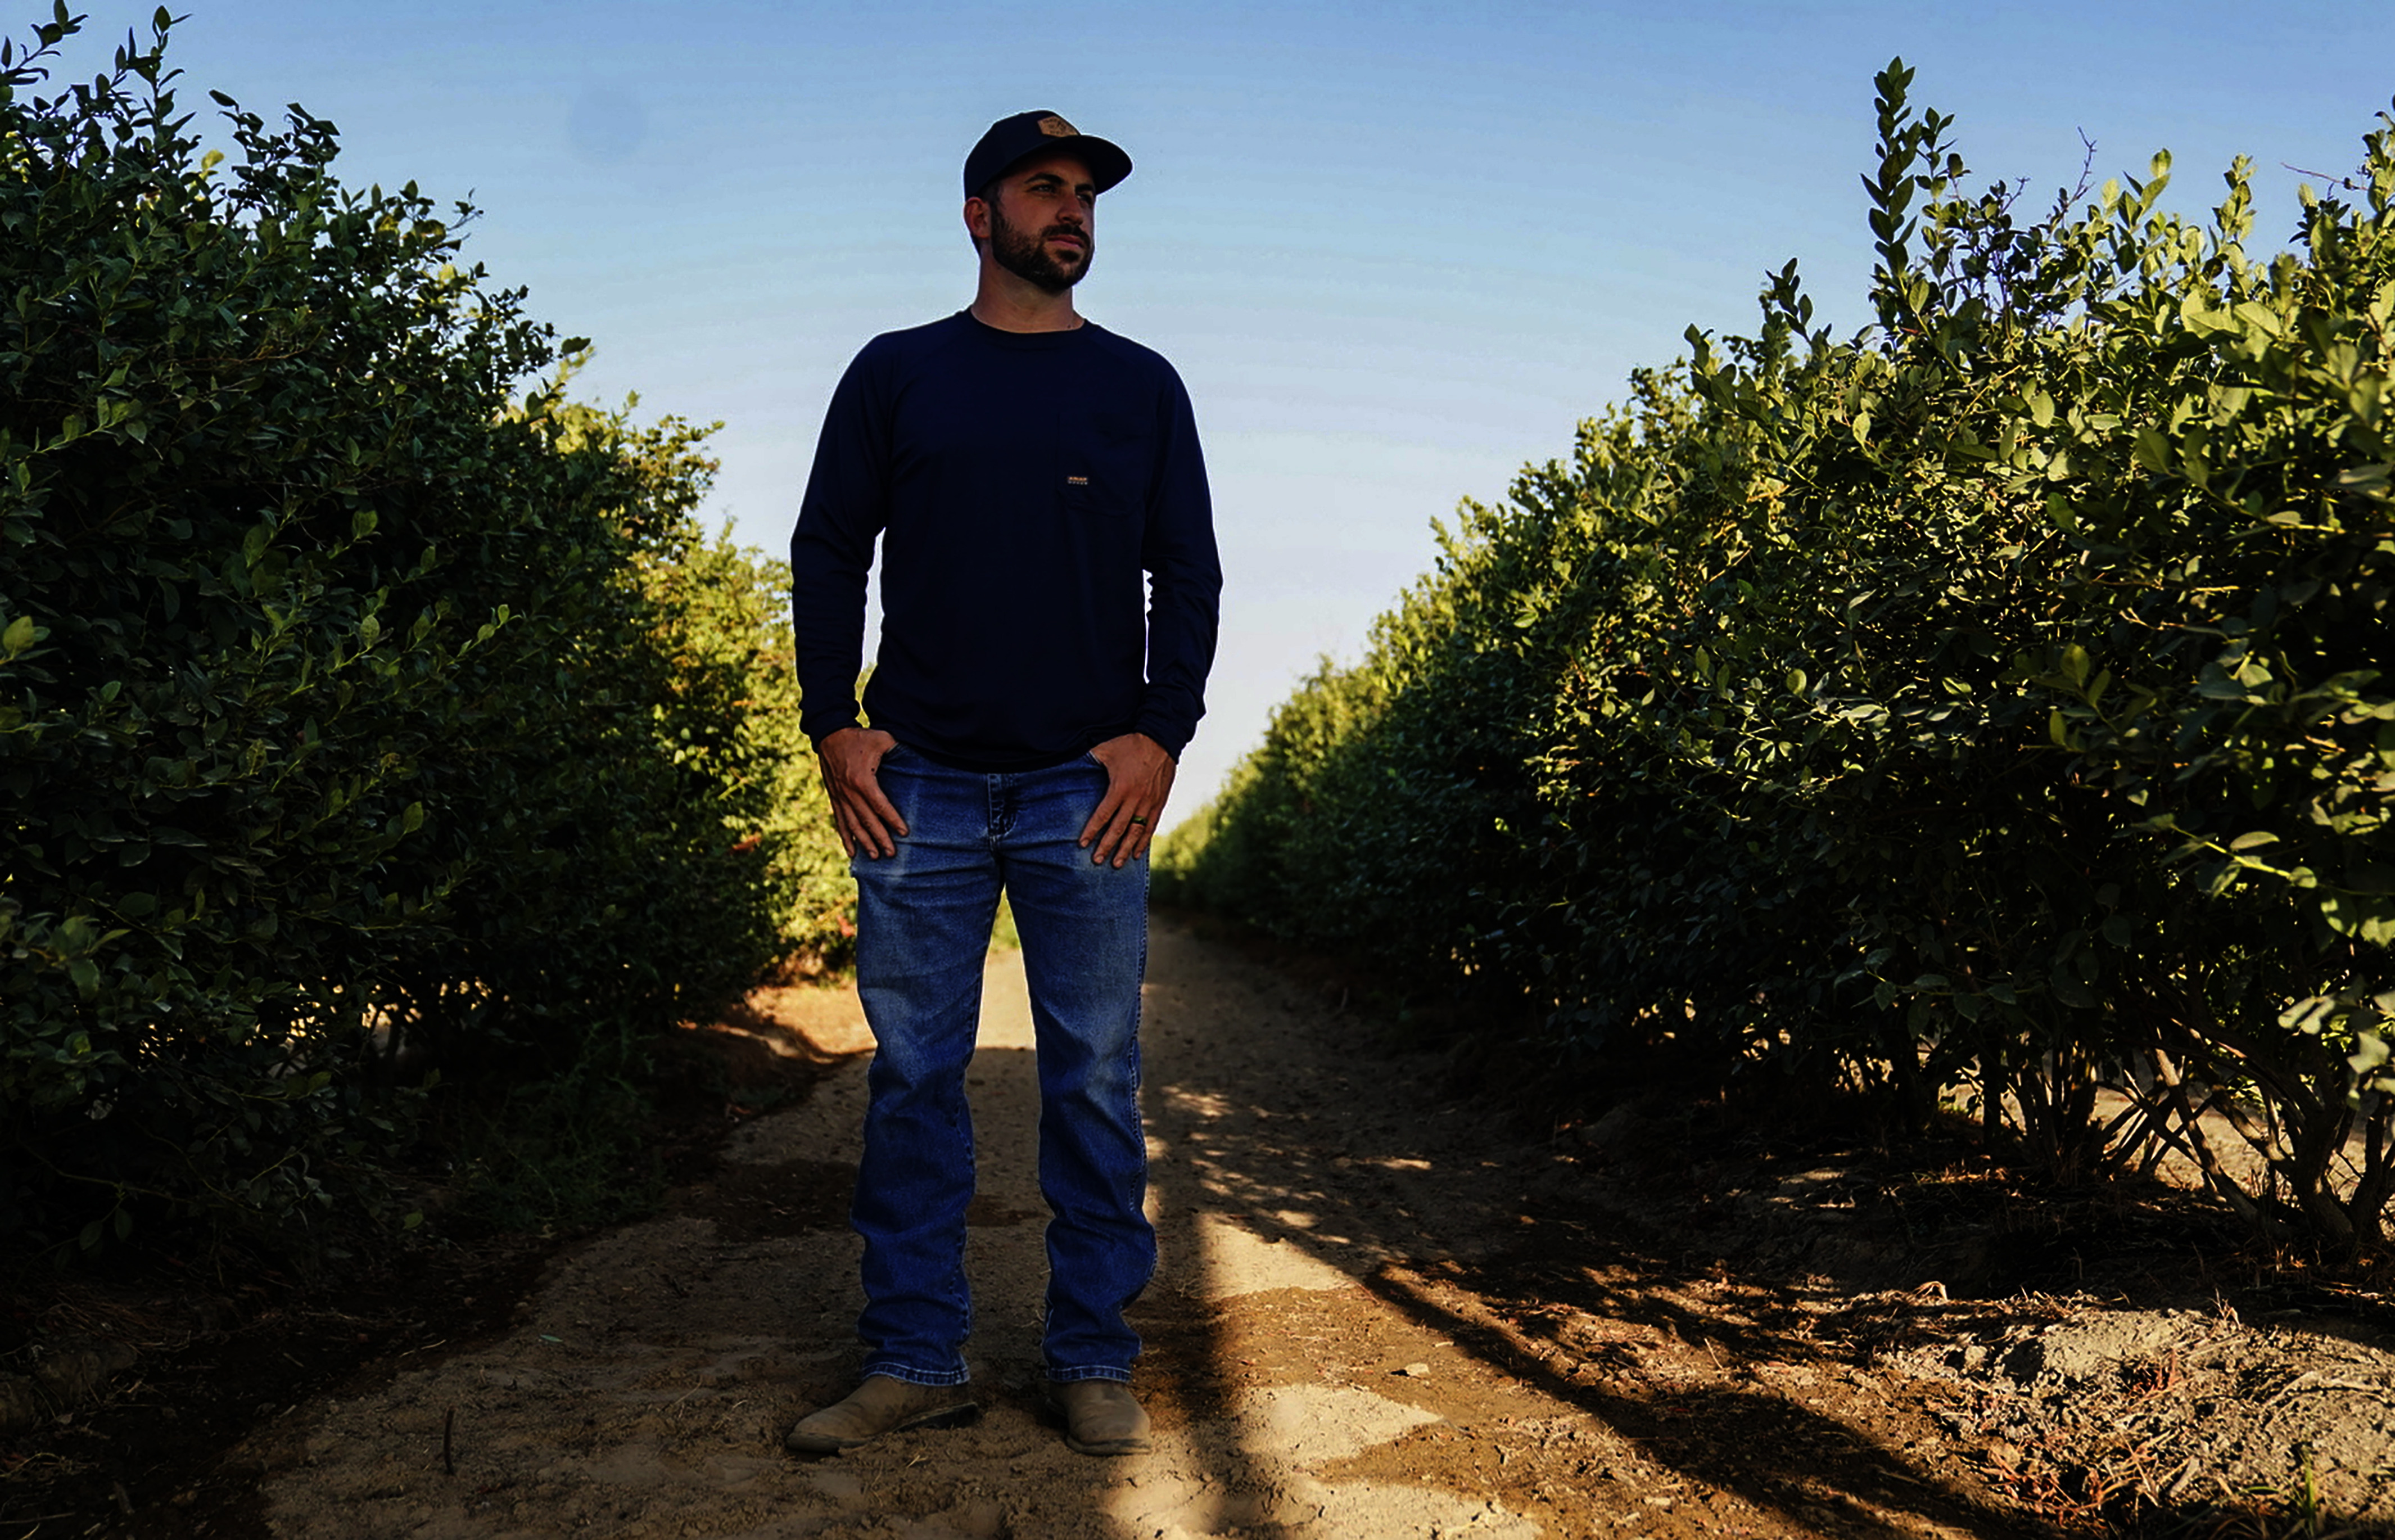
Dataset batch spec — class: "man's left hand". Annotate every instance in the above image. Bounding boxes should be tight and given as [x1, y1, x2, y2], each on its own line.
[1079, 733, 1176, 868]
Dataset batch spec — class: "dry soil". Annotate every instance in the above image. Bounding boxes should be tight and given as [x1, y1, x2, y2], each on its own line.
[193, 918, 2395, 1538]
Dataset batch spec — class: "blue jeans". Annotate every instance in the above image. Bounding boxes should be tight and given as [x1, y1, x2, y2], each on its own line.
[848, 743, 1154, 1387]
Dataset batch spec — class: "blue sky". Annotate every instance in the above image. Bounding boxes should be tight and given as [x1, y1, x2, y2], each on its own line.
[46, 0, 2395, 808]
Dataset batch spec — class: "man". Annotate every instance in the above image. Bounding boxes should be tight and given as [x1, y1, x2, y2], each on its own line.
[782, 111, 1221, 1459]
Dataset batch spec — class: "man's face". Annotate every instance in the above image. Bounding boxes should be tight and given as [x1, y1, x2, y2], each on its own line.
[978, 152, 1096, 292]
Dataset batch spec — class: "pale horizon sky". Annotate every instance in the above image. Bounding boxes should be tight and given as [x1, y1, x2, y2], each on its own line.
[38, 1, 2395, 810]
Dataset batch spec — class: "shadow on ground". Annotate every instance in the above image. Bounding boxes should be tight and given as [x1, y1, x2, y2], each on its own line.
[16, 914, 2392, 1538]
[1132, 914, 2395, 1538]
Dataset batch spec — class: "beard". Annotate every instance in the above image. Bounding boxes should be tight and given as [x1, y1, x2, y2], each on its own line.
[987, 198, 1092, 293]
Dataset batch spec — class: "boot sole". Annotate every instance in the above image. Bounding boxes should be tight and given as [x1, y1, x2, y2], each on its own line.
[784, 1401, 979, 1456]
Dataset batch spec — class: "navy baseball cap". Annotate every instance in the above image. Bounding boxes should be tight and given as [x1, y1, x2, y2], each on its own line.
[964, 111, 1132, 198]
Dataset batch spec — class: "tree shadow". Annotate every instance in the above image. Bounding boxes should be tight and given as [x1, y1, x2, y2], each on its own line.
[1127, 915, 2395, 1538]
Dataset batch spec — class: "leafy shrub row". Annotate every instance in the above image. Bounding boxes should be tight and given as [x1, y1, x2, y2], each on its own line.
[1162, 65, 2395, 1250]
[1, 10, 848, 1259]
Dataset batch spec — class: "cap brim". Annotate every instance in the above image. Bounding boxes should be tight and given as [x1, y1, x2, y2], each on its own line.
[998, 134, 1133, 195]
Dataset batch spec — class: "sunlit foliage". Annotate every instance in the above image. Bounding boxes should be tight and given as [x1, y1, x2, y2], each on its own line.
[1163, 64, 2395, 1249]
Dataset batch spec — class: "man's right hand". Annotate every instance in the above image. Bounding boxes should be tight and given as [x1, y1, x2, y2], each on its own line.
[817, 727, 907, 859]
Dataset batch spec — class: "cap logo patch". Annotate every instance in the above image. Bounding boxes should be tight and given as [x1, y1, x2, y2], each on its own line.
[1037, 115, 1078, 138]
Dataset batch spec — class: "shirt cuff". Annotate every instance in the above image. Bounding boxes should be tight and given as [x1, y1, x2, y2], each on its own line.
[1133, 715, 1190, 762]
[804, 713, 863, 749]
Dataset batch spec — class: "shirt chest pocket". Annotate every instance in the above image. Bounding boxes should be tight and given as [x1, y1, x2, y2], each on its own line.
[1060, 411, 1151, 518]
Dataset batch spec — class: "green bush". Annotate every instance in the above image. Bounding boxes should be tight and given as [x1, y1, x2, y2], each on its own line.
[1, 9, 846, 1258]
[1162, 64, 2395, 1249]
[640, 521, 856, 973]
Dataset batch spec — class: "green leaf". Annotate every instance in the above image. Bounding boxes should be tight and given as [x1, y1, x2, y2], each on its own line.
[2351, 1032, 2392, 1085]
[2233, 299, 2284, 337]
[2279, 996, 2338, 1034]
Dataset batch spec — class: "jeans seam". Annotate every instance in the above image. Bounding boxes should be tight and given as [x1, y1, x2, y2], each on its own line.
[859, 1361, 973, 1388]
[854, 748, 1148, 1387]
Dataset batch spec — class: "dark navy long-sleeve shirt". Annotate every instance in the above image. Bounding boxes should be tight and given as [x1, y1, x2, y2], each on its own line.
[789, 311, 1223, 771]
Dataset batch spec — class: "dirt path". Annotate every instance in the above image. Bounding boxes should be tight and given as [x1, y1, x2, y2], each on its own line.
[238, 919, 2395, 1539]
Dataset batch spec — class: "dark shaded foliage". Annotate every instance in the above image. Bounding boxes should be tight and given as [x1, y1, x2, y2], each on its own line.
[1, 8, 842, 1259]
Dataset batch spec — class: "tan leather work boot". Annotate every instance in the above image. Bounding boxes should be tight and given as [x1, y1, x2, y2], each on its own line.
[783, 1375, 978, 1455]
[1054, 1379, 1151, 1456]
